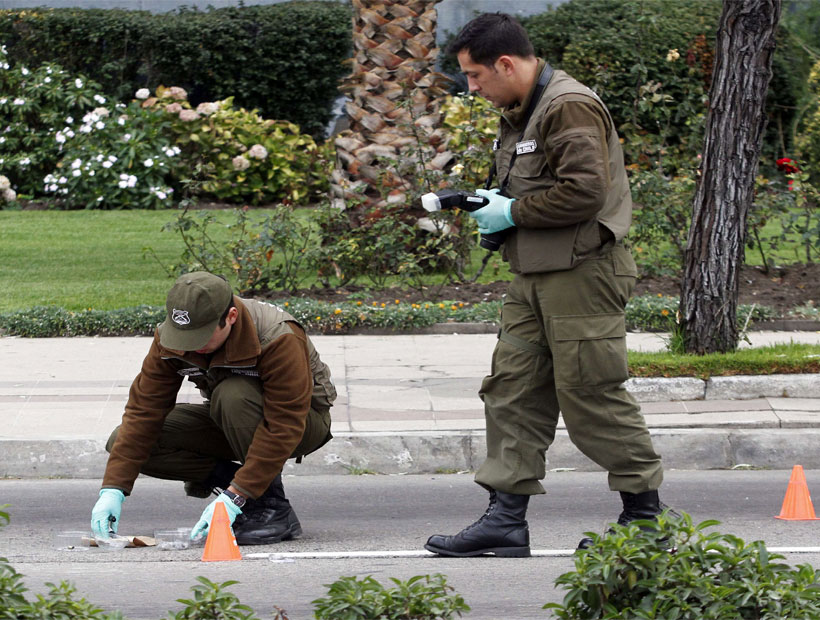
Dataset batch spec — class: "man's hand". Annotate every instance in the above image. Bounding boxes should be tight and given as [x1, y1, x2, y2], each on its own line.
[91, 489, 125, 539]
[472, 188, 516, 234]
[191, 493, 242, 540]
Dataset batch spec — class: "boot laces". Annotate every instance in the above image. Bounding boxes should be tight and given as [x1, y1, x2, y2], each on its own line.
[460, 495, 498, 534]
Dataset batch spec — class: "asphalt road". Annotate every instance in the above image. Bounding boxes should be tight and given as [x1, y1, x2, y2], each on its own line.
[2, 471, 820, 619]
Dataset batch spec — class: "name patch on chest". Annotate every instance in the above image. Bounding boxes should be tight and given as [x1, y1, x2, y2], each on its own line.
[515, 140, 538, 155]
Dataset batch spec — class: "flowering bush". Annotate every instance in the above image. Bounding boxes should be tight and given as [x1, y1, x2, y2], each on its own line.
[45, 95, 179, 209]
[141, 88, 330, 205]
[0, 45, 106, 197]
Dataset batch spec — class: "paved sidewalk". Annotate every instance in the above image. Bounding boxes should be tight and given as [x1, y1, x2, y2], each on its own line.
[1, 331, 819, 478]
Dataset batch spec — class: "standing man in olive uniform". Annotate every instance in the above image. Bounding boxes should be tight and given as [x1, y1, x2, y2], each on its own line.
[425, 13, 664, 557]
[91, 271, 335, 545]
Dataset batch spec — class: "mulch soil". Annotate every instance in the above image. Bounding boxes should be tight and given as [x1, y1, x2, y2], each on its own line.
[267, 263, 820, 317]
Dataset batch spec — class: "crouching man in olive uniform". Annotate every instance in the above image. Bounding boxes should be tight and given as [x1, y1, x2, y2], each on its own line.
[425, 13, 664, 557]
[91, 271, 335, 544]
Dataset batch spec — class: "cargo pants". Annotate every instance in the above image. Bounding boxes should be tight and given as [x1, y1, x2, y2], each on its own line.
[475, 244, 663, 496]
[106, 375, 332, 486]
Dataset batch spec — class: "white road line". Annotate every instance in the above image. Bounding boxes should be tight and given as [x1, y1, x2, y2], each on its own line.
[245, 547, 820, 560]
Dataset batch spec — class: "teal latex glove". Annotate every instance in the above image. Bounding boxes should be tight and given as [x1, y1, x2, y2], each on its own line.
[91, 488, 125, 539]
[472, 188, 516, 234]
[191, 493, 242, 540]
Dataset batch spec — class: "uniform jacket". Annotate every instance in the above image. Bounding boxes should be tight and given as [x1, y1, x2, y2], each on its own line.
[102, 297, 335, 498]
[497, 59, 633, 274]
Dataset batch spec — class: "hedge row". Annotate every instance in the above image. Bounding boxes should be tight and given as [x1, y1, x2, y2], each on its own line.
[0, 1, 351, 137]
[0, 296, 776, 338]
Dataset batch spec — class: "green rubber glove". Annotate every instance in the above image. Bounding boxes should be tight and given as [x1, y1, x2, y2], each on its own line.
[191, 493, 242, 540]
[472, 188, 516, 234]
[91, 488, 125, 539]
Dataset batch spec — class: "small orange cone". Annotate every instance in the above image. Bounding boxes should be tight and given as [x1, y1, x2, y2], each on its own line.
[775, 465, 820, 521]
[201, 501, 242, 561]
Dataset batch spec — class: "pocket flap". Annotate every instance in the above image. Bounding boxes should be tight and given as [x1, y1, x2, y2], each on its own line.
[552, 313, 625, 341]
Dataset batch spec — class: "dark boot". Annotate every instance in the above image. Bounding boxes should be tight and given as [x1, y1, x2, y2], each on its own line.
[577, 490, 662, 550]
[233, 474, 302, 545]
[425, 490, 531, 557]
[184, 460, 241, 498]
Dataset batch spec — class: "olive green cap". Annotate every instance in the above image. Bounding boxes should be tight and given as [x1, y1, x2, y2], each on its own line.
[158, 272, 233, 351]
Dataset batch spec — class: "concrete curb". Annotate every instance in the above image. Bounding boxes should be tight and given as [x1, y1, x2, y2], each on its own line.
[5, 428, 820, 479]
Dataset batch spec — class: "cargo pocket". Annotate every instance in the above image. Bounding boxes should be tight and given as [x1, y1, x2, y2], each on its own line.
[551, 313, 628, 390]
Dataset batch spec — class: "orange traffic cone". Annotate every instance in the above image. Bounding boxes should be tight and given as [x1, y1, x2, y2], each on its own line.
[775, 465, 820, 521]
[201, 501, 242, 561]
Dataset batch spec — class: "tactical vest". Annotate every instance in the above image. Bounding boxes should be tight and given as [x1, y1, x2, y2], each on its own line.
[175, 299, 336, 411]
[496, 68, 633, 274]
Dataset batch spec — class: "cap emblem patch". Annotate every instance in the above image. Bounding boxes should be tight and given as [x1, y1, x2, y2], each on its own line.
[172, 309, 190, 325]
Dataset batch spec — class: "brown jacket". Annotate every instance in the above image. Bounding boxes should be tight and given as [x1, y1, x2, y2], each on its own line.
[102, 297, 334, 497]
[497, 60, 633, 273]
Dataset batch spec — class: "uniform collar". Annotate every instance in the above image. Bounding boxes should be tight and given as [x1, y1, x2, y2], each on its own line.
[159, 297, 261, 367]
[502, 58, 547, 131]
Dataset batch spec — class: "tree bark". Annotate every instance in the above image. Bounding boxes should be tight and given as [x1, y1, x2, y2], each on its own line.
[682, 0, 781, 354]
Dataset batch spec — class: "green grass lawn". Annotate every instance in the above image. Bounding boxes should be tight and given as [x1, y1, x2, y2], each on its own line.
[0, 208, 809, 312]
[0, 210, 243, 311]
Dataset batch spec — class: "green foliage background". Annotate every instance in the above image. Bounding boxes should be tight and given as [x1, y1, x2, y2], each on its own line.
[0, 1, 351, 137]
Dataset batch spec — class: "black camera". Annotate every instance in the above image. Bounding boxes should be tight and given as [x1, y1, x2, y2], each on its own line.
[420, 189, 510, 251]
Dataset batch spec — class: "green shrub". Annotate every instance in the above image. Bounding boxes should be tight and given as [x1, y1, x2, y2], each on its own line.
[156, 89, 330, 206]
[546, 511, 820, 619]
[0, 45, 107, 197]
[440, 94, 498, 189]
[312, 574, 469, 620]
[0, 3, 351, 137]
[0, 305, 164, 337]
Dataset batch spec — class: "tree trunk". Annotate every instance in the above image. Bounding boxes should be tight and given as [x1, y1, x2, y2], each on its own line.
[681, 0, 781, 354]
[330, 0, 452, 217]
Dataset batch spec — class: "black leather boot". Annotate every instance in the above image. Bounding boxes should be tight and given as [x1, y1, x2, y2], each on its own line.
[577, 490, 662, 550]
[233, 474, 302, 545]
[184, 460, 241, 498]
[425, 490, 531, 557]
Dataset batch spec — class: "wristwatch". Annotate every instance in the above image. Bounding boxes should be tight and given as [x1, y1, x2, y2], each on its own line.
[221, 489, 246, 508]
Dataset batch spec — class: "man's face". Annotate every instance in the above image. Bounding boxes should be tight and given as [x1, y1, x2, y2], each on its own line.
[457, 50, 515, 108]
[194, 307, 237, 354]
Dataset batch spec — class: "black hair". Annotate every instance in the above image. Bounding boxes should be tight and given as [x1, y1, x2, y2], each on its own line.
[218, 297, 235, 328]
[447, 12, 535, 67]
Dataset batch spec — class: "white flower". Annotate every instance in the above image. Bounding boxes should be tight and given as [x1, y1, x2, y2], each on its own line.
[102, 161, 113, 168]
[0, 137, 4, 144]
[88, 170, 95, 177]
[48, 184, 58, 192]
[666, 49, 680, 62]
[232, 155, 250, 171]
[95, 154, 104, 162]
[248, 144, 268, 160]
[75, 78, 83, 88]
[0, 98, 6, 104]
[44, 77, 51, 84]
[97, 196, 104, 202]
[178, 109, 200, 122]
[71, 158, 82, 169]
[80, 125, 93, 134]
[123, 133, 132, 141]
[118, 180, 127, 188]
[12, 98, 24, 105]
[143, 158, 154, 168]
[66, 117, 74, 124]
[94, 94, 106, 104]
[108, 155, 117, 162]
[0, 63, 8, 70]
[19, 157, 30, 166]
[58, 176, 67, 184]
[117, 117, 126, 126]
[94, 121, 103, 130]
[21, 67, 29, 76]
[65, 129, 75, 138]
[2, 188, 16, 202]
[0, 175, 9, 191]
[196, 102, 219, 116]
[128, 175, 137, 188]
[135, 88, 150, 100]
[72, 169, 81, 177]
